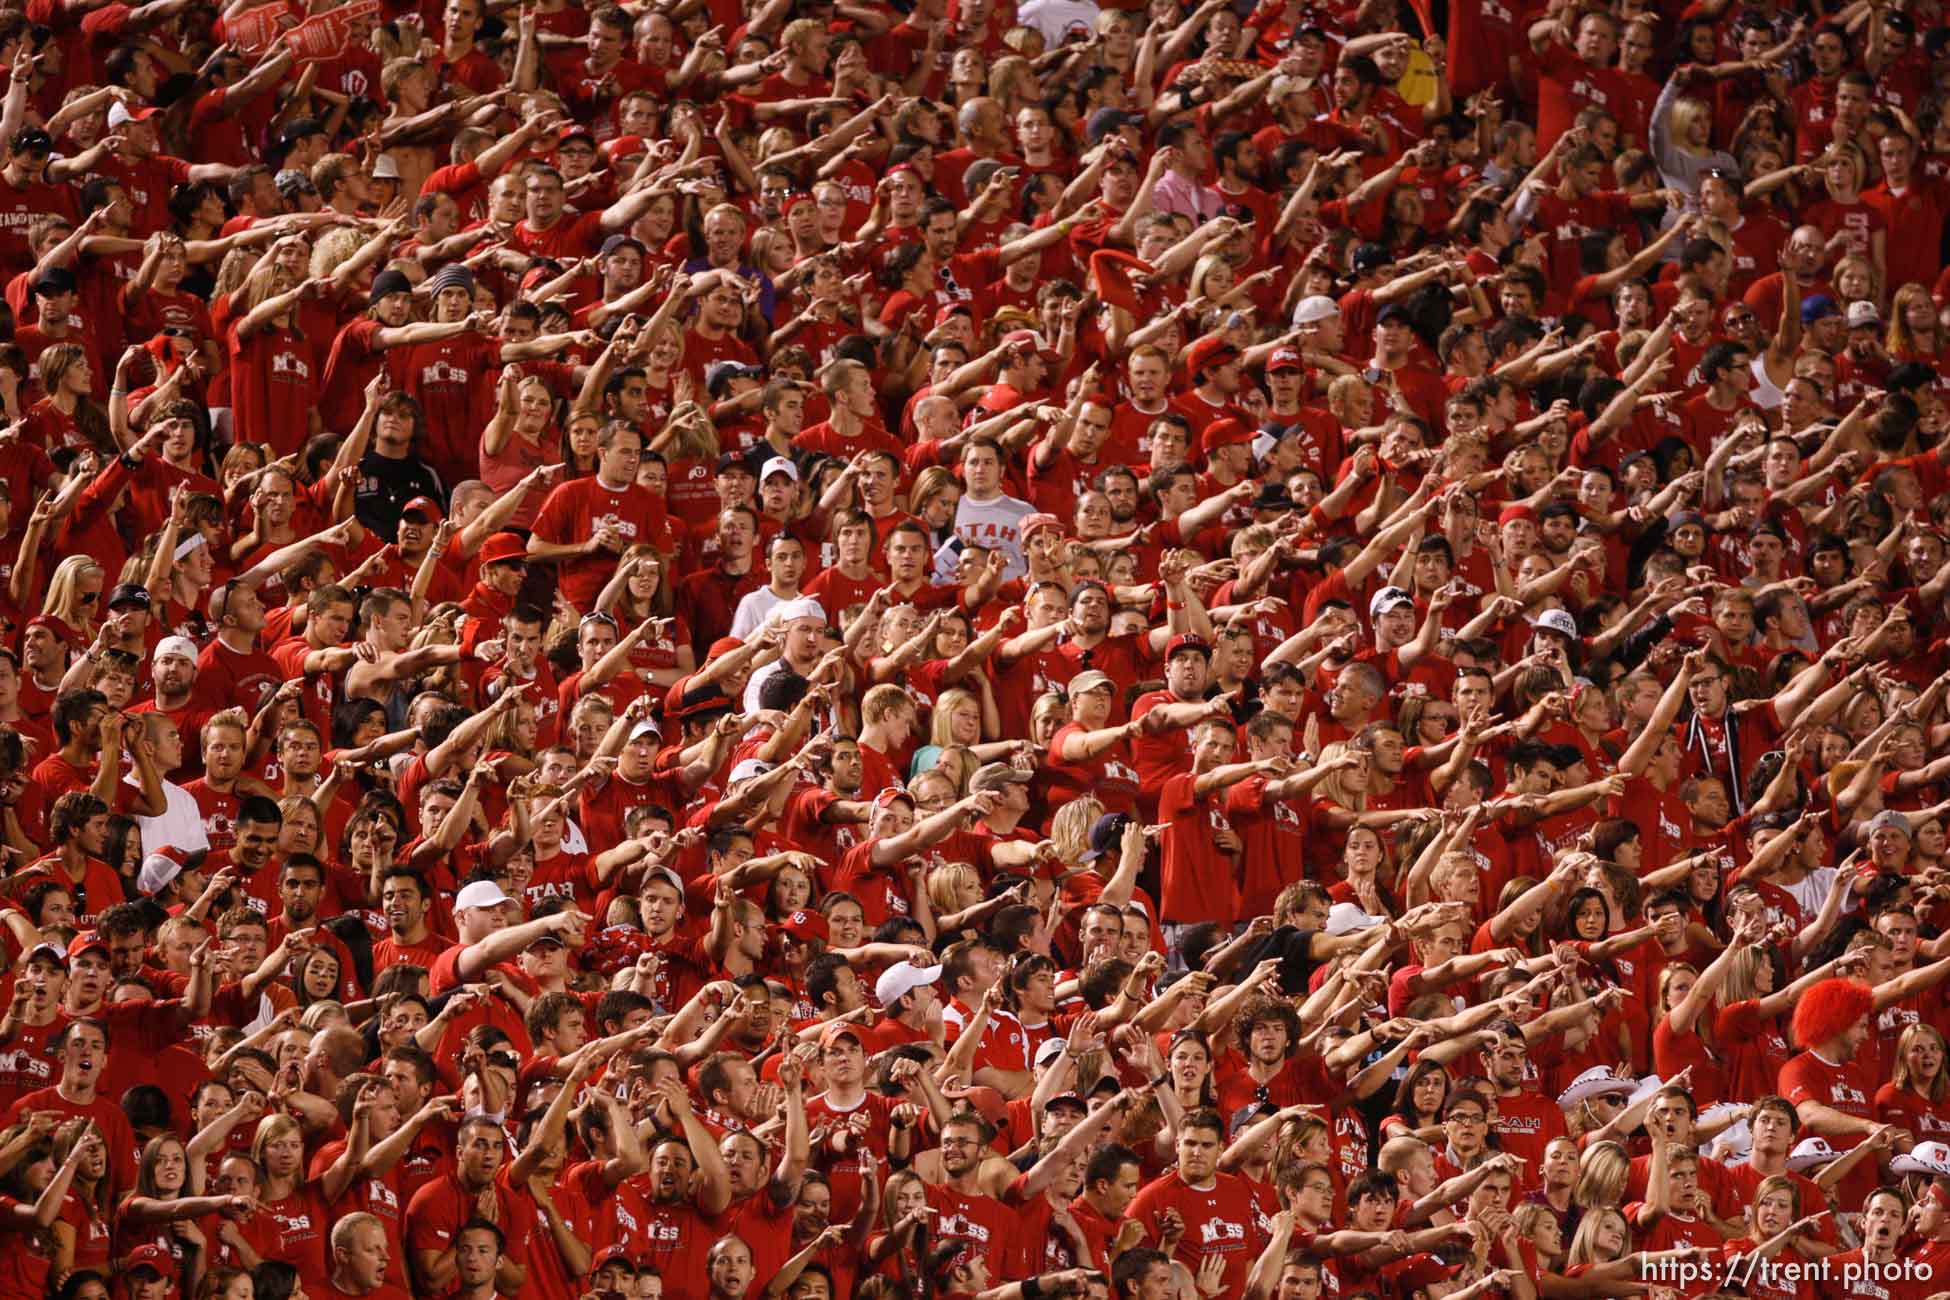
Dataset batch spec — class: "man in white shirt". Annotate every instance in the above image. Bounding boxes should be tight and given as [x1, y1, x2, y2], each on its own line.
[743, 597, 830, 712]
[129, 713, 210, 856]
[731, 492, 809, 637]
[939, 437, 1035, 582]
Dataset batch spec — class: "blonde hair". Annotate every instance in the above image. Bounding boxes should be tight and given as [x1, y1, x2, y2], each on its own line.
[1668, 98, 1713, 152]
[1572, 1140, 1628, 1210]
[43, 555, 104, 628]
[1049, 796, 1105, 867]
[926, 862, 981, 916]
[930, 688, 982, 747]
[1313, 741, 1366, 810]
[1565, 1206, 1629, 1266]
[1892, 1023, 1950, 1102]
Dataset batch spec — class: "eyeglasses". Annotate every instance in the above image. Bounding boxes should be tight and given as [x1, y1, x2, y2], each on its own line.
[79, 591, 98, 604]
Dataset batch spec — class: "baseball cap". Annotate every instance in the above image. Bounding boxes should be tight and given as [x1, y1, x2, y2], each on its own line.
[1034, 1038, 1069, 1068]
[106, 583, 152, 611]
[716, 451, 756, 477]
[455, 880, 514, 912]
[107, 103, 162, 129]
[478, 532, 527, 568]
[1325, 902, 1387, 935]
[969, 762, 1030, 794]
[706, 360, 764, 396]
[759, 455, 799, 483]
[1369, 586, 1415, 618]
[1186, 335, 1240, 378]
[728, 758, 777, 785]
[1079, 813, 1132, 865]
[138, 851, 187, 896]
[32, 268, 74, 298]
[1532, 608, 1579, 640]
[1043, 1091, 1088, 1114]
[627, 718, 662, 743]
[1801, 294, 1840, 324]
[126, 1244, 177, 1278]
[1869, 809, 1913, 840]
[153, 635, 198, 664]
[875, 960, 942, 1008]
[1846, 300, 1881, 329]
[25, 942, 66, 968]
[1199, 418, 1253, 456]
[778, 910, 830, 944]
[1068, 669, 1115, 696]
[1166, 633, 1211, 661]
[1392, 1255, 1460, 1297]
[1086, 107, 1142, 144]
[1292, 295, 1340, 326]
[1266, 348, 1305, 373]
[401, 496, 442, 521]
[818, 1021, 867, 1051]
[1352, 243, 1391, 274]
[643, 865, 684, 897]
[67, 931, 108, 963]
[274, 168, 317, 198]
[1020, 512, 1064, 541]
[600, 234, 647, 260]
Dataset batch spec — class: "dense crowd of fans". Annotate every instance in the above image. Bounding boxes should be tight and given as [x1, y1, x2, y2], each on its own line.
[4, 0, 1950, 1298]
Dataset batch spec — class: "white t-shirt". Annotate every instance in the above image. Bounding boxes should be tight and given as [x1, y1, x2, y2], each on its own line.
[130, 776, 211, 857]
[939, 492, 1036, 582]
[1016, 0, 1101, 44]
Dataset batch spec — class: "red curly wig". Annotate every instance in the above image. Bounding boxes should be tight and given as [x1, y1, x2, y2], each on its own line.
[1791, 978, 1873, 1050]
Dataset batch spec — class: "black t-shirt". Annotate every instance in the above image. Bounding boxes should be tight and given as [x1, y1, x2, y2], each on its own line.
[356, 451, 446, 540]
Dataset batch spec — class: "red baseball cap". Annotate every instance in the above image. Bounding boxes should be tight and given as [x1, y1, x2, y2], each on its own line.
[1266, 348, 1305, 373]
[127, 1244, 177, 1277]
[66, 930, 108, 963]
[477, 532, 528, 568]
[1199, 418, 1253, 456]
[401, 496, 443, 522]
[778, 910, 831, 944]
[1186, 335, 1241, 378]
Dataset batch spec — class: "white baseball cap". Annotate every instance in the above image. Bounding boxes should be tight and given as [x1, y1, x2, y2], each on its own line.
[760, 455, 799, 483]
[137, 852, 183, 896]
[728, 758, 776, 785]
[153, 636, 199, 665]
[455, 880, 514, 912]
[1292, 295, 1340, 326]
[875, 960, 942, 1008]
[1368, 586, 1414, 619]
[1531, 608, 1579, 640]
[1325, 902, 1386, 936]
